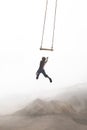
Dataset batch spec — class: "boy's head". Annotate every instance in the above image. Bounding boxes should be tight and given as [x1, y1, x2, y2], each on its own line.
[42, 57, 46, 61]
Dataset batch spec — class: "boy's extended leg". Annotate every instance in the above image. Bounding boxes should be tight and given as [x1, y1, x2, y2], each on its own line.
[42, 70, 52, 83]
[49, 77, 52, 82]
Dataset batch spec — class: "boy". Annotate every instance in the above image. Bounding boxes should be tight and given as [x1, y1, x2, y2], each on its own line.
[36, 57, 52, 83]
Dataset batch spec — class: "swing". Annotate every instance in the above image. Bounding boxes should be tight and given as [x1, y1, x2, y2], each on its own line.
[40, 47, 53, 51]
[40, 0, 58, 51]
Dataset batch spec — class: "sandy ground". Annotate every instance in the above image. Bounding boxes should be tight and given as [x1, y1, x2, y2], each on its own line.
[0, 114, 87, 130]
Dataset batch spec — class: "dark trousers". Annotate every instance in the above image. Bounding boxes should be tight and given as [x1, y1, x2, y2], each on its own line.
[36, 69, 49, 79]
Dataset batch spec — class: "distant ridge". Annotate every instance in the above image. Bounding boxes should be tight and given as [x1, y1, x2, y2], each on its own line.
[14, 98, 75, 116]
[13, 83, 87, 116]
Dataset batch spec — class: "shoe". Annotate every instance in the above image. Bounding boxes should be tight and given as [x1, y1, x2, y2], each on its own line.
[49, 78, 52, 83]
[36, 76, 38, 79]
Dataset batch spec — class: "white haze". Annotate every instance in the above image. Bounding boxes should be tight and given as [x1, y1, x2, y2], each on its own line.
[0, 0, 87, 114]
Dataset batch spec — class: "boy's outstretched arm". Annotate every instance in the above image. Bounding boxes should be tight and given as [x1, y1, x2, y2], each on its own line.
[45, 57, 48, 63]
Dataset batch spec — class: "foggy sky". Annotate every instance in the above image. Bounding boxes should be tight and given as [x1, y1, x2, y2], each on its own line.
[0, 0, 87, 114]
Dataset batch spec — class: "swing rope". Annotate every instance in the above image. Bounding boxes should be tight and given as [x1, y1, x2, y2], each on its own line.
[40, 0, 58, 51]
[40, 0, 48, 50]
[51, 0, 58, 50]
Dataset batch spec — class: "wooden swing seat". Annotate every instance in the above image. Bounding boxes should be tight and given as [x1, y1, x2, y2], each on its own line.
[40, 48, 53, 51]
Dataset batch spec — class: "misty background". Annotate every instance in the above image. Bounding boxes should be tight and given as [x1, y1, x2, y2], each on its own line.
[0, 0, 87, 115]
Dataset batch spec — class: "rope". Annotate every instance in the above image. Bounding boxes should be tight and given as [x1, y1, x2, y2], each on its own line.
[40, 0, 48, 49]
[40, 0, 58, 50]
[51, 0, 58, 50]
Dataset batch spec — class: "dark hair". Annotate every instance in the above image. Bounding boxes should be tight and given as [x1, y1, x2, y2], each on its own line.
[42, 57, 46, 61]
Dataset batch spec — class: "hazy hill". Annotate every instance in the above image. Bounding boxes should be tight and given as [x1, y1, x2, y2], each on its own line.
[0, 83, 87, 130]
[14, 83, 87, 116]
[14, 98, 76, 116]
[55, 83, 87, 113]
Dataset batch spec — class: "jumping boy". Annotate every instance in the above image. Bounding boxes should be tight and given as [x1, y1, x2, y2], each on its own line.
[36, 57, 52, 83]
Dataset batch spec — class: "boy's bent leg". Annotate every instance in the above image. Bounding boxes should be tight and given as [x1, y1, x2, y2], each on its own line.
[36, 71, 40, 79]
[36, 74, 39, 79]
